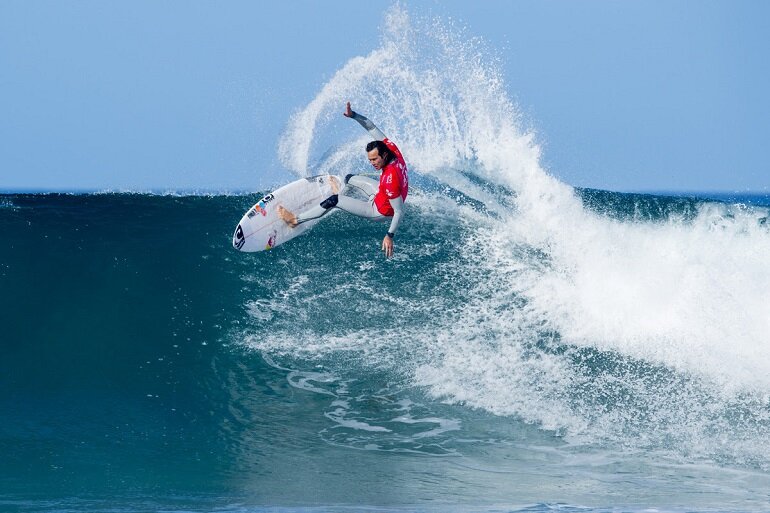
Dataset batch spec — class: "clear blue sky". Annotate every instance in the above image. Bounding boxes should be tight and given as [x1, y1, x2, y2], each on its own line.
[1, 0, 768, 193]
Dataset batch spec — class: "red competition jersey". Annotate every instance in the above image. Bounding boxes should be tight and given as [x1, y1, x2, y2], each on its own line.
[373, 138, 409, 216]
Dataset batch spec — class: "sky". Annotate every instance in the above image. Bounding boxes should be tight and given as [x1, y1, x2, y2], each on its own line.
[1, 0, 768, 193]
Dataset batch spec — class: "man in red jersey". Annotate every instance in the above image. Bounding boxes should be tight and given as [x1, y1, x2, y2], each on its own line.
[279, 102, 408, 258]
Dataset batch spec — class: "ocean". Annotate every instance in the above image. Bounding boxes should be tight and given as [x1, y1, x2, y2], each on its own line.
[3, 7, 770, 512]
[2, 188, 769, 512]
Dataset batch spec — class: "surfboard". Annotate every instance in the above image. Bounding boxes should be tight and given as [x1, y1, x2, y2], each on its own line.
[232, 174, 343, 252]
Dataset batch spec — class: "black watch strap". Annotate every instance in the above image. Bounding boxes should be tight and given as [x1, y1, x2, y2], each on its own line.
[386, 232, 395, 239]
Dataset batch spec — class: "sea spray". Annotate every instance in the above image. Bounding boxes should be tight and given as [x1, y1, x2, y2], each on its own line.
[255, 7, 770, 470]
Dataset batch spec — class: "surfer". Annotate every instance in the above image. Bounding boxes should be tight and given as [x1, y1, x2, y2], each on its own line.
[278, 102, 408, 258]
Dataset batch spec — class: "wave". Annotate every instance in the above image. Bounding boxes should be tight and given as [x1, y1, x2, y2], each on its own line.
[241, 7, 770, 470]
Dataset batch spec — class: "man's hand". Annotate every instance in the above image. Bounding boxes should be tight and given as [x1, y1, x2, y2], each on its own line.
[382, 234, 394, 258]
[344, 101, 353, 118]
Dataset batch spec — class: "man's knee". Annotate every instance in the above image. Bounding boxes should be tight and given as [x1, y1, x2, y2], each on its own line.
[320, 194, 339, 209]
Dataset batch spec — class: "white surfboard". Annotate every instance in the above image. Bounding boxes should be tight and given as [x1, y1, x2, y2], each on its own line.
[232, 174, 343, 252]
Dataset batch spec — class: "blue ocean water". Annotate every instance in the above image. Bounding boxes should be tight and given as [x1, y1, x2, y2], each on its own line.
[2, 189, 769, 513]
[4, 7, 770, 512]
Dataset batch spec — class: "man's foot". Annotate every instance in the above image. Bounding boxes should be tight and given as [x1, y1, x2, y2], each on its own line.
[329, 175, 341, 194]
[277, 205, 298, 227]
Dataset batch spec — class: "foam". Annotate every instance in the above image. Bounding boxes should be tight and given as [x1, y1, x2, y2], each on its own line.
[254, 6, 770, 467]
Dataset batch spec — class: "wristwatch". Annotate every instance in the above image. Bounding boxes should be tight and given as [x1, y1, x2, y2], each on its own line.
[386, 232, 395, 239]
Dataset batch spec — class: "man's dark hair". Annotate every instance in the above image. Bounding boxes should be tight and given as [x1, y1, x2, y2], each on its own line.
[366, 140, 394, 164]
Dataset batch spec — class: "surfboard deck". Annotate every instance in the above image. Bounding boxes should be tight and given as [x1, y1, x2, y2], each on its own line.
[232, 174, 343, 252]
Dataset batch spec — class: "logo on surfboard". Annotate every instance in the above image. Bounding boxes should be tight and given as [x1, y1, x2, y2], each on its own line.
[265, 230, 277, 250]
[233, 224, 246, 250]
[248, 193, 275, 218]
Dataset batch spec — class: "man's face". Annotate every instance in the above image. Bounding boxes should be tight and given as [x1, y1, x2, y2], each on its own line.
[367, 148, 386, 170]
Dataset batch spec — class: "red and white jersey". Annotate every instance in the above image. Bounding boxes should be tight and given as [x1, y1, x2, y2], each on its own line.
[373, 138, 408, 216]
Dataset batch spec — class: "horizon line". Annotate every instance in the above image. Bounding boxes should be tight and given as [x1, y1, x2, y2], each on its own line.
[1, 186, 768, 197]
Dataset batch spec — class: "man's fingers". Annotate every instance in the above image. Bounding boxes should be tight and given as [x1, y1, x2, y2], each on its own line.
[382, 238, 393, 258]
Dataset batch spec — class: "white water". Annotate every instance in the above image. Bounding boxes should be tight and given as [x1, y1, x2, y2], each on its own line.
[261, 7, 770, 469]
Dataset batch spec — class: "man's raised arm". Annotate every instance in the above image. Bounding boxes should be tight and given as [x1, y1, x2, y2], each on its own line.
[344, 102, 386, 141]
